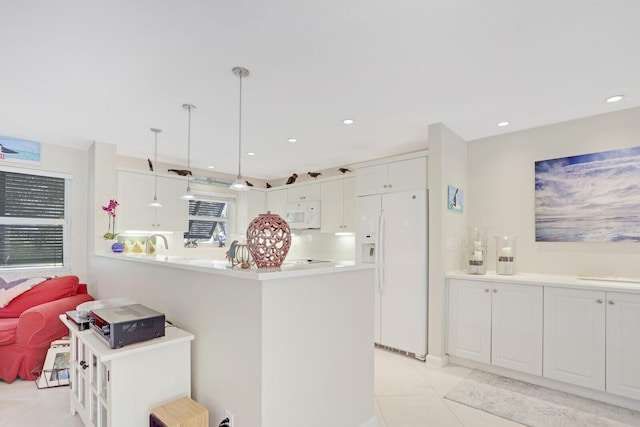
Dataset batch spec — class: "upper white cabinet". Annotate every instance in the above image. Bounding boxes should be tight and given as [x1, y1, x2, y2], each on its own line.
[266, 188, 288, 217]
[287, 182, 321, 202]
[447, 278, 542, 375]
[606, 292, 640, 400]
[236, 189, 267, 234]
[116, 171, 188, 233]
[320, 177, 356, 233]
[356, 156, 427, 196]
[543, 287, 606, 391]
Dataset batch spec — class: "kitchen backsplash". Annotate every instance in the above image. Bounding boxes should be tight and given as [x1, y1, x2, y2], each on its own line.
[167, 230, 355, 263]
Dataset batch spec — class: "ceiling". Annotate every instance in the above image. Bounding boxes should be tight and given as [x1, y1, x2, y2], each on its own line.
[1, 1, 639, 180]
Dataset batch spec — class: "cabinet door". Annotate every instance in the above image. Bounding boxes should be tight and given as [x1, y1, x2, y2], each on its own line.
[356, 164, 388, 196]
[287, 183, 321, 202]
[543, 287, 605, 390]
[387, 157, 427, 192]
[320, 179, 343, 233]
[267, 188, 288, 217]
[116, 171, 155, 231]
[491, 283, 543, 375]
[606, 292, 640, 400]
[341, 177, 356, 232]
[155, 176, 189, 233]
[447, 279, 491, 364]
[117, 171, 188, 232]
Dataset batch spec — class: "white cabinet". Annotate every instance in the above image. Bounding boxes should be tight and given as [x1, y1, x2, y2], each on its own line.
[236, 189, 266, 233]
[491, 282, 543, 375]
[61, 315, 194, 427]
[543, 287, 606, 391]
[266, 188, 288, 217]
[447, 279, 492, 364]
[116, 171, 189, 233]
[320, 177, 356, 233]
[606, 292, 640, 400]
[447, 279, 542, 375]
[287, 182, 321, 202]
[356, 157, 427, 196]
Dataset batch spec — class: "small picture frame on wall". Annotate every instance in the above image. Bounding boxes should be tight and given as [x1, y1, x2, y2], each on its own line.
[448, 185, 464, 213]
[0, 135, 41, 165]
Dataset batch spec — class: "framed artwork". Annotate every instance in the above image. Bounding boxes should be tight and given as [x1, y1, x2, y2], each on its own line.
[37, 345, 71, 388]
[448, 185, 464, 213]
[0, 135, 41, 165]
[535, 146, 640, 242]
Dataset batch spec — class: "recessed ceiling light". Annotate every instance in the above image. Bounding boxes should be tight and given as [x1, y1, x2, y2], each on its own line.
[207, 165, 215, 169]
[343, 119, 354, 125]
[605, 95, 624, 103]
[288, 138, 297, 143]
[247, 152, 255, 156]
[497, 121, 510, 127]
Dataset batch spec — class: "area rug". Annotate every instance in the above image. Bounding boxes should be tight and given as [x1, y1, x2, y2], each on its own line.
[444, 370, 640, 426]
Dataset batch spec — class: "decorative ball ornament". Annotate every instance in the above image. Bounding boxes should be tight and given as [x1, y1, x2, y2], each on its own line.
[246, 211, 291, 268]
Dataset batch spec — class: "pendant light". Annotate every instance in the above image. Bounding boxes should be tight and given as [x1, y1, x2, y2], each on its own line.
[148, 128, 163, 208]
[181, 103, 197, 200]
[229, 66, 250, 191]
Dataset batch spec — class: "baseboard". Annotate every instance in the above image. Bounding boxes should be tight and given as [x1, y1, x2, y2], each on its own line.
[359, 415, 378, 427]
[425, 353, 449, 367]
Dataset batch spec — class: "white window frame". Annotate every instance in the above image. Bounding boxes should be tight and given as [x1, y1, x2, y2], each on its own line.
[0, 165, 72, 274]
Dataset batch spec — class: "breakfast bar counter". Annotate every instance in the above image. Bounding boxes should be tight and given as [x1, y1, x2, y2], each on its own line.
[89, 252, 376, 427]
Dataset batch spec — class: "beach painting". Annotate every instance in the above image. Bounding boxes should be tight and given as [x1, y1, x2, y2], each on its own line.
[535, 146, 640, 242]
[0, 135, 41, 164]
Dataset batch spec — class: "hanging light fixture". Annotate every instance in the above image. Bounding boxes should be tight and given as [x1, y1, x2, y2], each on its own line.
[181, 103, 197, 200]
[230, 66, 250, 191]
[148, 128, 163, 208]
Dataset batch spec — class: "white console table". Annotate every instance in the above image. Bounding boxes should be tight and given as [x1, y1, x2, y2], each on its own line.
[59, 315, 194, 427]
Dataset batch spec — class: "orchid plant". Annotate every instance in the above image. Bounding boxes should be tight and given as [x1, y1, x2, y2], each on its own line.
[102, 199, 119, 239]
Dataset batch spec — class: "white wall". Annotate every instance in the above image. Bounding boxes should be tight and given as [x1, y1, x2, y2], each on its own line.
[1, 141, 90, 280]
[427, 123, 468, 364]
[467, 106, 640, 277]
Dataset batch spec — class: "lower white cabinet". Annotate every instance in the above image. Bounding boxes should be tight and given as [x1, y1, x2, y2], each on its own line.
[61, 315, 194, 427]
[447, 279, 542, 375]
[606, 291, 640, 400]
[543, 287, 606, 390]
[448, 276, 640, 403]
[447, 279, 491, 364]
[491, 282, 543, 375]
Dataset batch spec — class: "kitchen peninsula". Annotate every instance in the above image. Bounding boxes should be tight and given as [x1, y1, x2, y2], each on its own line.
[89, 252, 376, 427]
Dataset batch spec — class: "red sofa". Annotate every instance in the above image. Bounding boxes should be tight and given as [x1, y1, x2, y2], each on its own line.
[0, 275, 94, 383]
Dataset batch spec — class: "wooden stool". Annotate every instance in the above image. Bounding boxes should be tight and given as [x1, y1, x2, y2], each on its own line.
[150, 397, 209, 427]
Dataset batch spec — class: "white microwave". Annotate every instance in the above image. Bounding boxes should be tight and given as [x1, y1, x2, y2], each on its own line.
[285, 200, 321, 229]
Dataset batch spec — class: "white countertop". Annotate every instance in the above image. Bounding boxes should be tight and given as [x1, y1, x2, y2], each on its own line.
[97, 252, 374, 280]
[446, 271, 640, 293]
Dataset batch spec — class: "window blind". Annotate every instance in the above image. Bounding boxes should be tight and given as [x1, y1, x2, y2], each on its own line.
[0, 171, 66, 267]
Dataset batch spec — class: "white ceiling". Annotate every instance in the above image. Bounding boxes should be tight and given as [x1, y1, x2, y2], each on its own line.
[1, 1, 639, 180]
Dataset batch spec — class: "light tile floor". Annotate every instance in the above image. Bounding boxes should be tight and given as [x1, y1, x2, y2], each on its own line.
[374, 347, 523, 427]
[0, 348, 521, 427]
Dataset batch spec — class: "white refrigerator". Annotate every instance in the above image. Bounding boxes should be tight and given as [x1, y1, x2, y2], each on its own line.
[356, 190, 428, 358]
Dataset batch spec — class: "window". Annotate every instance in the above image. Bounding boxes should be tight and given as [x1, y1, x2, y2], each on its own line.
[0, 167, 71, 270]
[184, 199, 230, 246]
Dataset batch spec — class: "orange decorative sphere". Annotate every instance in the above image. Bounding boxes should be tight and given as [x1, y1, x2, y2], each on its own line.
[246, 212, 291, 268]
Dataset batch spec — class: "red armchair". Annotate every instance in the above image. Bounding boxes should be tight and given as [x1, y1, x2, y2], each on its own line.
[0, 275, 94, 382]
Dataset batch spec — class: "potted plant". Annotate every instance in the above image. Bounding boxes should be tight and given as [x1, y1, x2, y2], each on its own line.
[101, 199, 120, 251]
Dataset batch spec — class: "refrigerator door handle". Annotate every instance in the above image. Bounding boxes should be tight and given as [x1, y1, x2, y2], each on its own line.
[378, 213, 385, 293]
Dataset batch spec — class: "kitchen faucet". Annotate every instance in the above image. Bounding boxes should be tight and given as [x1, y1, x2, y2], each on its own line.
[145, 234, 169, 254]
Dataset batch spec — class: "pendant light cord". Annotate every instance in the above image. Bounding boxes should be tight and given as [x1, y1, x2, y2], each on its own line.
[237, 72, 243, 178]
[154, 131, 159, 198]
